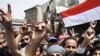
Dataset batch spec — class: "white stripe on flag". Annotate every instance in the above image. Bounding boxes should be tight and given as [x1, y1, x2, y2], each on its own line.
[60, 0, 100, 27]
[63, 6, 100, 27]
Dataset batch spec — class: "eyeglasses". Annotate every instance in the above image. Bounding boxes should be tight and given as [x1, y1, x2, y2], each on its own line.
[0, 41, 6, 45]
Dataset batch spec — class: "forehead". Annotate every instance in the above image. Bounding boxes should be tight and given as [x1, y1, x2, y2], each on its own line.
[50, 52, 63, 56]
[94, 49, 100, 53]
[23, 35, 30, 38]
[65, 39, 77, 46]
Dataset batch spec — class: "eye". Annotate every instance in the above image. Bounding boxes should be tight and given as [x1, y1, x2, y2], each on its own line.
[3, 41, 6, 43]
[0, 42, 2, 45]
[66, 46, 71, 48]
[21, 39, 24, 42]
[72, 46, 77, 49]
[56, 54, 60, 56]
[0, 41, 6, 45]
[50, 54, 54, 56]
[66, 46, 76, 49]
[25, 38, 29, 40]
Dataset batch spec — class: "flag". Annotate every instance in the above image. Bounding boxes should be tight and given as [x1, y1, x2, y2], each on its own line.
[60, 0, 100, 27]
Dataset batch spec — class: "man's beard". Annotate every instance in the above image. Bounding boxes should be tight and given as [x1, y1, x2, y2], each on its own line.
[68, 54, 74, 56]
[20, 43, 28, 48]
[67, 52, 75, 56]
[0, 46, 9, 55]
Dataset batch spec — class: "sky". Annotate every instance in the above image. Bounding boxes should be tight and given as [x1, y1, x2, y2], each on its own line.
[0, 0, 49, 19]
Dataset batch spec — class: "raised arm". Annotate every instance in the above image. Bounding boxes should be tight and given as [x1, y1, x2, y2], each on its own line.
[76, 27, 95, 55]
[15, 24, 29, 47]
[25, 21, 50, 56]
[80, 27, 95, 48]
[70, 28, 79, 41]
[0, 4, 20, 56]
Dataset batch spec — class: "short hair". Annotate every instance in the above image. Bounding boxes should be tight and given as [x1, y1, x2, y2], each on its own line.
[62, 38, 77, 47]
[89, 43, 100, 56]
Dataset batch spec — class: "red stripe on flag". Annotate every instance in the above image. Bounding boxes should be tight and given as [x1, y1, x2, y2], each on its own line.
[60, 0, 100, 18]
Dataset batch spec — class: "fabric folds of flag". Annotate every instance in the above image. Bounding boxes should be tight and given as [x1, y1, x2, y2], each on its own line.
[60, 0, 100, 27]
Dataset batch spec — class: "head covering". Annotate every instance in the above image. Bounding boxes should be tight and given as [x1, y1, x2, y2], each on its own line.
[48, 36, 57, 42]
[47, 45, 66, 56]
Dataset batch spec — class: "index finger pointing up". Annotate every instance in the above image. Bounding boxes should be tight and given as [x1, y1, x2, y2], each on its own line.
[7, 4, 12, 16]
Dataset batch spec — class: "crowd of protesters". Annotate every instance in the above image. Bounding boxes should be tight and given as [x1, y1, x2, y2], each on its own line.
[0, 0, 100, 56]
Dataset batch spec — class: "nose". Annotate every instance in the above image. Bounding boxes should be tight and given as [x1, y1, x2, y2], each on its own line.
[39, 25, 42, 30]
[24, 40, 28, 43]
[69, 47, 74, 52]
[96, 54, 100, 56]
[2, 42, 7, 47]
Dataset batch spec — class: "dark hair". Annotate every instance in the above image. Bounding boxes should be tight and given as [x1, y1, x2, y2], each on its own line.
[62, 38, 77, 47]
[89, 43, 100, 56]
[93, 40, 100, 47]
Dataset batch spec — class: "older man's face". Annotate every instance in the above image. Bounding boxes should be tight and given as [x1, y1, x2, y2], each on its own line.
[65, 39, 77, 56]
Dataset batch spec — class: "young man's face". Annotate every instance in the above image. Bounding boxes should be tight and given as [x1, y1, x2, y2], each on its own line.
[21, 35, 31, 48]
[64, 39, 77, 56]
[92, 49, 100, 56]
[21, 35, 31, 45]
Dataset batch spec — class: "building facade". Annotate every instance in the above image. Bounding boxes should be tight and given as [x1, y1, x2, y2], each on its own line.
[24, 0, 81, 23]
[24, 7, 37, 23]
[24, 1, 49, 23]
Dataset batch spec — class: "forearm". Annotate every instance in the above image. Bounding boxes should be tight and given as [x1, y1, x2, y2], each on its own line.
[80, 38, 89, 48]
[15, 33, 24, 46]
[25, 21, 48, 56]
[0, 4, 21, 56]
[5, 29, 21, 56]
[25, 36, 44, 56]
[76, 39, 87, 55]
[55, 23, 63, 38]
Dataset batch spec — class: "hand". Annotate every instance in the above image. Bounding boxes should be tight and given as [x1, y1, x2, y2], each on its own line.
[80, 27, 95, 48]
[90, 21, 97, 29]
[25, 20, 51, 56]
[32, 21, 50, 39]
[84, 27, 95, 41]
[18, 24, 28, 35]
[82, 21, 97, 37]
[0, 4, 12, 30]
[63, 29, 70, 38]
[70, 28, 79, 40]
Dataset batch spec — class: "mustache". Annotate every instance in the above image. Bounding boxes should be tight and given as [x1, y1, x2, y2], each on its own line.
[20, 43, 28, 48]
